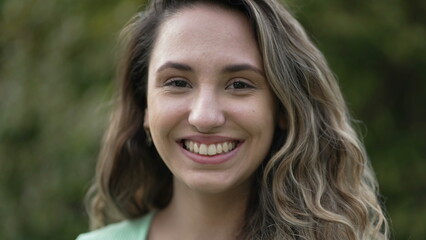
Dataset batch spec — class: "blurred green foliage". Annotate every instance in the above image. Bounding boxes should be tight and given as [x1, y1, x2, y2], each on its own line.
[0, 0, 424, 239]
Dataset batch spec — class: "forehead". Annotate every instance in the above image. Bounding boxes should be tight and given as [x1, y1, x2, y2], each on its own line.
[161, 4, 250, 36]
[149, 4, 262, 67]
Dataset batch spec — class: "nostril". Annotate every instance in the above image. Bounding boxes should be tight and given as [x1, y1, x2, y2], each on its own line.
[188, 110, 226, 133]
[188, 95, 225, 131]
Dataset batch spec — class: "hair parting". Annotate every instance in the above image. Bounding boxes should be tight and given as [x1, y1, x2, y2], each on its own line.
[85, 0, 389, 239]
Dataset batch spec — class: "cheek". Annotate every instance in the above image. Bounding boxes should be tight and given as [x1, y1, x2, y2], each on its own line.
[229, 97, 277, 132]
[147, 96, 187, 136]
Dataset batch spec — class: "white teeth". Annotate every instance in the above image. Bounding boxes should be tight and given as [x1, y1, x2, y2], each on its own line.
[216, 144, 222, 154]
[207, 144, 216, 155]
[199, 144, 207, 155]
[223, 142, 229, 152]
[183, 140, 237, 156]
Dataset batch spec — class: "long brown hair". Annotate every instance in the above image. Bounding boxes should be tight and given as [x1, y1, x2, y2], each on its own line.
[85, 0, 389, 239]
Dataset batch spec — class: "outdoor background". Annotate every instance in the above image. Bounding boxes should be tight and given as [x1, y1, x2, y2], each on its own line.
[0, 0, 425, 239]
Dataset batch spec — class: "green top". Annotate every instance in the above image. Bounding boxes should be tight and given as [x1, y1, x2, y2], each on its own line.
[76, 212, 155, 240]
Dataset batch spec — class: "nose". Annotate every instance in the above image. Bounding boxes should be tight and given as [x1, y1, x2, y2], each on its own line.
[188, 88, 225, 133]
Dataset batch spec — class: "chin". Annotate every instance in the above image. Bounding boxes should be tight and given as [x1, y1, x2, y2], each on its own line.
[178, 173, 251, 195]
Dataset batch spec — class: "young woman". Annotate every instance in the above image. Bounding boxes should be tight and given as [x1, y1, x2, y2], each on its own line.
[77, 0, 389, 239]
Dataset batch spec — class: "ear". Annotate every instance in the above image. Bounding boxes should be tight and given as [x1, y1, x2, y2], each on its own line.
[143, 108, 149, 129]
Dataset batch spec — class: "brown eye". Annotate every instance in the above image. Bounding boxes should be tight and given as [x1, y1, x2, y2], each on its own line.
[164, 79, 192, 88]
[227, 80, 255, 90]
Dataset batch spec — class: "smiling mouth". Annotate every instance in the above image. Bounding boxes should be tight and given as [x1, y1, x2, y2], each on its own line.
[182, 140, 240, 156]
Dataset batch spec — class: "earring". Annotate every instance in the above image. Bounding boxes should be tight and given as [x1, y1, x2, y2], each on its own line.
[145, 128, 152, 147]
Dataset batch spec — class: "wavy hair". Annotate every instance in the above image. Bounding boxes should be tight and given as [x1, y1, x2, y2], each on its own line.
[85, 0, 389, 239]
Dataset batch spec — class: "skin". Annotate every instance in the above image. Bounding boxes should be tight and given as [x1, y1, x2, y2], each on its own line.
[144, 4, 281, 240]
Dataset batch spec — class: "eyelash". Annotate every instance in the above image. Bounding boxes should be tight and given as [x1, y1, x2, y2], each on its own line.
[163, 78, 255, 90]
[226, 80, 255, 90]
[164, 79, 192, 88]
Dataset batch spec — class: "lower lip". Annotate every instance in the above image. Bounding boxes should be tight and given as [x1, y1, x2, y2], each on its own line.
[179, 142, 242, 165]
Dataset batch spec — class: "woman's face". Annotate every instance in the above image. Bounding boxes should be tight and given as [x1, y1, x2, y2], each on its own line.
[145, 5, 279, 194]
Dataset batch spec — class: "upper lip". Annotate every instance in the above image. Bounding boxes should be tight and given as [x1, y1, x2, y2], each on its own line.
[178, 135, 241, 144]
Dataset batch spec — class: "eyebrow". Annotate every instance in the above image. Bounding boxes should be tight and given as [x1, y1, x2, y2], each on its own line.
[222, 64, 264, 76]
[156, 62, 193, 73]
[156, 61, 264, 76]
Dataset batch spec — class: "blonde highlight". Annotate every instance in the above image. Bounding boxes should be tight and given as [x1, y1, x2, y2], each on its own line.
[85, 0, 389, 239]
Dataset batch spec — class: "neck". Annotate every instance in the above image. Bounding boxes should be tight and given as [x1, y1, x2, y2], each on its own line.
[150, 179, 253, 240]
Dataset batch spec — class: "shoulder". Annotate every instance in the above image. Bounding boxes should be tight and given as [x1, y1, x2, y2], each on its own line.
[76, 212, 155, 240]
